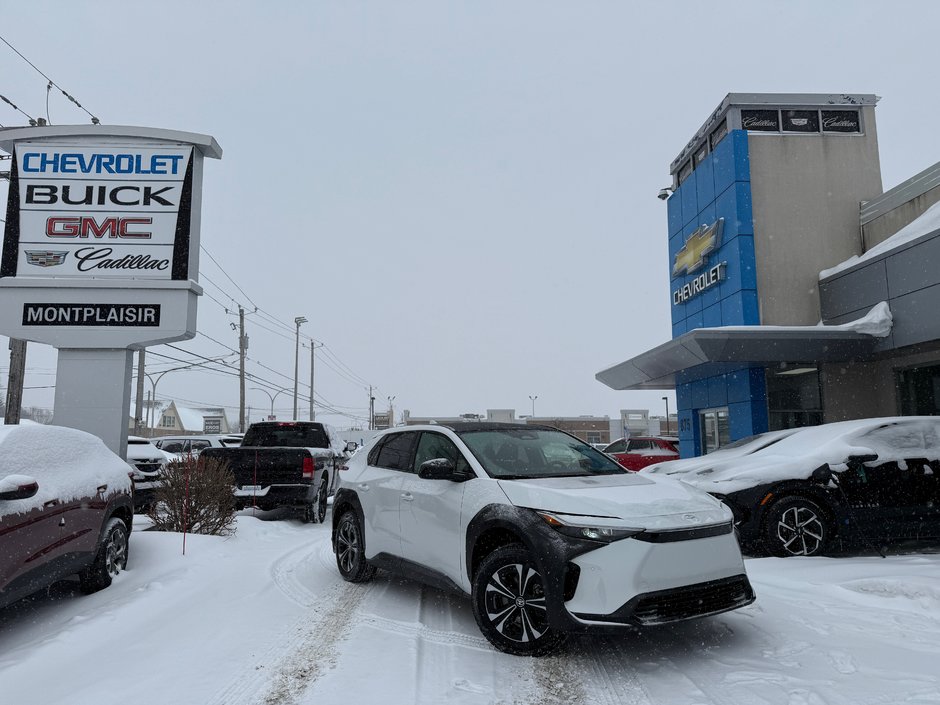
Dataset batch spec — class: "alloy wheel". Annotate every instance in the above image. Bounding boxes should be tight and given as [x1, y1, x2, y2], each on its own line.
[776, 505, 825, 556]
[336, 517, 360, 574]
[483, 562, 549, 644]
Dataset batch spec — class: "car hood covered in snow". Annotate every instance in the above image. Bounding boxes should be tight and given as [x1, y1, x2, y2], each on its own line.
[497, 473, 730, 529]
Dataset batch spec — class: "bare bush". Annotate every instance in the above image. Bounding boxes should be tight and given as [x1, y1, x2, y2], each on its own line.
[147, 455, 237, 536]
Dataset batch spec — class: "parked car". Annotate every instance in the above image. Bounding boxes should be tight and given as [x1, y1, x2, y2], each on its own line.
[0, 423, 134, 609]
[644, 417, 940, 557]
[153, 434, 243, 457]
[603, 436, 680, 471]
[332, 422, 755, 656]
[126, 435, 170, 510]
[200, 421, 356, 523]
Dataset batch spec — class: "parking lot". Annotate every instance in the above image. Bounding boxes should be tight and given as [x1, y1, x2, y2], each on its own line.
[1, 512, 938, 705]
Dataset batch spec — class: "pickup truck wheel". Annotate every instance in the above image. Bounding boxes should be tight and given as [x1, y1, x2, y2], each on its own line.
[312, 476, 329, 524]
[335, 510, 376, 582]
[79, 518, 129, 594]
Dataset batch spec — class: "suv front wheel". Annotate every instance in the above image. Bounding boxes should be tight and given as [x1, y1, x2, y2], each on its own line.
[471, 544, 565, 656]
[79, 517, 129, 594]
[335, 510, 376, 583]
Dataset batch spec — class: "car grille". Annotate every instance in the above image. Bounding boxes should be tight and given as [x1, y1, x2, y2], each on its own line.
[632, 575, 755, 625]
[133, 460, 163, 474]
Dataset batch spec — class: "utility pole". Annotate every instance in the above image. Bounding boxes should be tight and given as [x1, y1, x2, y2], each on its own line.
[309, 342, 315, 421]
[4, 339, 27, 424]
[239, 306, 247, 432]
[134, 349, 146, 435]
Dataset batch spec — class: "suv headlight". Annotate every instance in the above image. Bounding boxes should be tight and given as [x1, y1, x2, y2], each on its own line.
[536, 511, 644, 543]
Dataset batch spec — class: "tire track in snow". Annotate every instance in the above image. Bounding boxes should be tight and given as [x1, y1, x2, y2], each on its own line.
[205, 531, 372, 705]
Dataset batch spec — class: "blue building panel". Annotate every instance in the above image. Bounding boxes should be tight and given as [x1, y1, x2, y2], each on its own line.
[667, 129, 765, 457]
[690, 379, 709, 409]
[667, 192, 683, 236]
[707, 375, 728, 407]
[680, 180, 698, 227]
[695, 157, 715, 211]
[702, 302, 722, 328]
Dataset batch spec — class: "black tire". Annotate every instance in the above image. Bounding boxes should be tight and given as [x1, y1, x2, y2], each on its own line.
[79, 517, 129, 594]
[335, 510, 376, 583]
[471, 544, 565, 656]
[303, 476, 329, 524]
[763, 496, 830, 557]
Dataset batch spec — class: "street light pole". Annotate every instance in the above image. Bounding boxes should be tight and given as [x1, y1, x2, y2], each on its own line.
[252, 387, 289, 420]
[138, 355, 230, 437]
[293, 316, 307, 421]
[662, 396, 670, 435]
[529, 395, 538, 417]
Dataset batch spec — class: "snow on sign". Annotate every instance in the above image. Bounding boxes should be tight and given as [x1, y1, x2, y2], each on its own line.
[1, 144, 194, 280]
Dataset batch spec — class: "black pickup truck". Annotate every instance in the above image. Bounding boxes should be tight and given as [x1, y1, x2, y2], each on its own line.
[199, 421, 355, 523]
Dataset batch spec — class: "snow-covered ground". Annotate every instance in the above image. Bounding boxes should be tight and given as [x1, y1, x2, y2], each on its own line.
[2, 511, 939, 705]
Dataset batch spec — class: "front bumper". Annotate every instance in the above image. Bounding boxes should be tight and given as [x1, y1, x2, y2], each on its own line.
[558, 523, 754, 629]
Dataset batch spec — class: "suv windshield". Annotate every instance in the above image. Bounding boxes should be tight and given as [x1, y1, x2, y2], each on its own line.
[458, 428, 626, 479]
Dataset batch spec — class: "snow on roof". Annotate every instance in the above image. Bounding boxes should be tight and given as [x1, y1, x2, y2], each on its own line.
[820, 199, 940, 279]
[175, 404, 227, 432]
[0, 423, 132, 519]
[719, 301, 893, 338]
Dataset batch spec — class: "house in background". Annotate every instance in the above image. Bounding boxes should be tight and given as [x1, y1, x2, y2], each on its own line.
[129, 399, 231, 437]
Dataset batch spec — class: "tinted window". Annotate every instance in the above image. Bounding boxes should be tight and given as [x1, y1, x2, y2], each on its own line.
[191, 441, 211, 451]
[413, 432, 471, 475]
[605, 439, 626, 453]
[375, 432, 418, 471]
[245, 424, 330, 448]
[367, 436, 386, 466]
[627, 440, 652, 451]
[161, 441, 185, 454]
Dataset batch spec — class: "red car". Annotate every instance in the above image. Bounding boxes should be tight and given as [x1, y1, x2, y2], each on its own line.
[603, 436, 679, 471]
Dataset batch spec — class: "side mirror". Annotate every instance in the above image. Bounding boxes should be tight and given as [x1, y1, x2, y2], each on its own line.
[0, 476, 40, 501]
[811, 464, 832, 484]
[418, 458, 466, 481]
[345, 441, 358, 453]
[846, 454, 878, 466]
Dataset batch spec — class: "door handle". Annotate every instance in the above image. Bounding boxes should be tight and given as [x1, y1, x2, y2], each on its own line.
[358, 483, 370, 491]
[401, 493, 414, 502]
[44, 499, 59, 508]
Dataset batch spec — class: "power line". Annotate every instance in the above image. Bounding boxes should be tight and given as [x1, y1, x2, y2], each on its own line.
[200, 245, 258, 309]
[1, 92, 34, 122]
[0, 33, 99, 124]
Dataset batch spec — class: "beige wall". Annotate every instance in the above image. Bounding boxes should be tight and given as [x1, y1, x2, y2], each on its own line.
[862, 184, 940, 250]
[748, 106, 882, 325]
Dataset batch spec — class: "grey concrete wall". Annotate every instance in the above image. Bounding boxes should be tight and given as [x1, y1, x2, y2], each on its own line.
[748, 105, 882, 325]
[863, 184, 940, 249]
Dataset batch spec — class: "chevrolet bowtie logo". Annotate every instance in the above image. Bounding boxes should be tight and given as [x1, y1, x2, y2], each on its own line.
[672, 219, 724, 278]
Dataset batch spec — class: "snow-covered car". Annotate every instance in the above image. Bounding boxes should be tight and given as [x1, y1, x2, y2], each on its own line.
[0, 424, 134, 609]
[332, 423, 755, 656]
[644, 417, 940, 557]
[126, 435, 170, 509]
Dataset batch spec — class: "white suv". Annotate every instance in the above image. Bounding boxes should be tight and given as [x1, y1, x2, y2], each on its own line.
[331, 423, 755, 655]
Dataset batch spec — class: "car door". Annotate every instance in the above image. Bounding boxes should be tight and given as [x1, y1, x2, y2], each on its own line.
[837, 461, 920, 539]
[358, 431, 418, 561]
[398, 431, 472, 586]
[619, 439, 653, 471]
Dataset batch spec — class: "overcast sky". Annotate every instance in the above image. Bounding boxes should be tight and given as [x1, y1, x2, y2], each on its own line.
[3, 1, 940, 429]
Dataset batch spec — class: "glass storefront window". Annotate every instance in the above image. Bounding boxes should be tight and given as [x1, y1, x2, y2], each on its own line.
[699, 407, 730, 454]
[897, 364, 940, 415]
[767, 364, 823, 430]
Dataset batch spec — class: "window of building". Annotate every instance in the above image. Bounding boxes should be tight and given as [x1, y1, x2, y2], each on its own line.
[678, 160, 693, 184]
[160, 414, 176, 428]
[692, 143, 708, 168]
[782, 109, 820, 133]
[699, 408, 730, 454]
[821, 109, 861, 133]
[897, 363, 940, 416]
[740, 109, 779, 131]
[766, 365, 823, 430]
[586, 432, 602, 444]
[709, 120, 728, 148]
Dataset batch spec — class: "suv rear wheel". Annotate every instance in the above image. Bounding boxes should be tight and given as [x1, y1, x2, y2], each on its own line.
[471, 544, 565, 656]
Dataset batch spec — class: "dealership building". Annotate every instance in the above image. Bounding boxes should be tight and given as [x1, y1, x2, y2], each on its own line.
[597, 93, 940, 457]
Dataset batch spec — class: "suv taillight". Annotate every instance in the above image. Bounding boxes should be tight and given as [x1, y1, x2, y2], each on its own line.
[302, 456, 315, 479]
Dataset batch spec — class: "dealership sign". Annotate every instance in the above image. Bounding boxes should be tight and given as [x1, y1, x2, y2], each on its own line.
[672, 218, 725, 305]
[2, 144, 194, 281]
